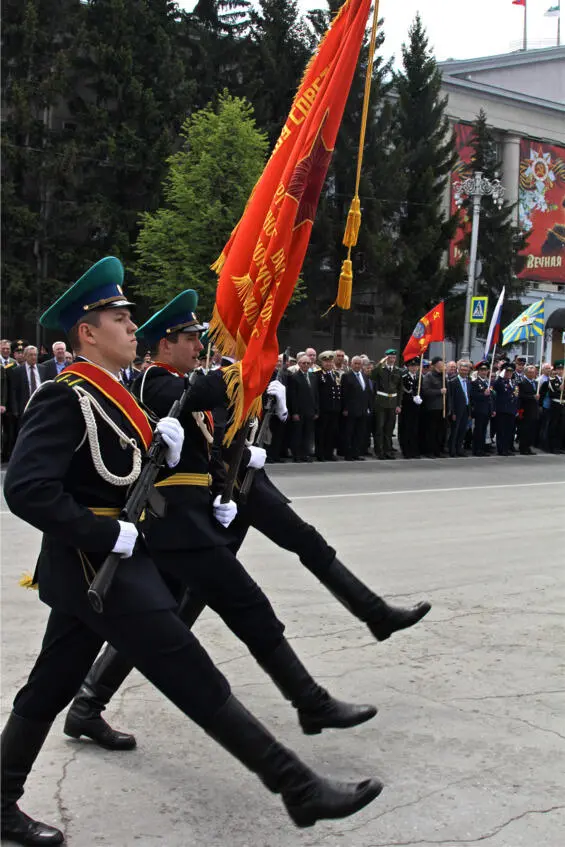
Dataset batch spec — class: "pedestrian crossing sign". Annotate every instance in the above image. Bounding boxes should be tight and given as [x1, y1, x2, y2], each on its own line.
[470, 296, 488, 323]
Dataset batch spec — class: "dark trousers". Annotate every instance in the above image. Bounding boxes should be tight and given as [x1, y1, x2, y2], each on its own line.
[448, 408, 470, 456]
[13, 602, 230, 730]
[315, 412, 339, 460]
[290, 415, 315, 460]
[230, 499, 336, 580]
[398, 403, 420, 458]
[425, 409, 446, 456]
[472, 413, 490, 455]
[496, 412, 516, 456]
[374, 406, 396, 457]
[548, 404, 565, 452]
[267, 415, 287, 462]
[343, 413, 364, 459]
[152, 546, 285, 663]
[518, 411, 538, 453]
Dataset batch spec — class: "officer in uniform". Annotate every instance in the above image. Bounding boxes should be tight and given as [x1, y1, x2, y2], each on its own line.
[63, 291, 377, 748]
[541, 360, 565, 453]
[371, 349, 403, 459]
[1, 341, 17, 462]
[315, 350, 341, 461]
[470, 361, 493, 456]
[493, 363, 518, 456]
[1, 263, 382, 845]
[398, 358, 422, 459]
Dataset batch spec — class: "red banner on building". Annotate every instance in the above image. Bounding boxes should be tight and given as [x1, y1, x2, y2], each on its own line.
[449, 123, 474, 266]
[518, 140, 565, 282]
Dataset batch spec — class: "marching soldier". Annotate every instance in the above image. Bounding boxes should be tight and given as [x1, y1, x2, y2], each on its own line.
[315, 351, 341, 461]
[63, 290, 377, 750]
[1, 262, 382, 846]
[398, 358, 422, 459]
[371, 349, 403, 460]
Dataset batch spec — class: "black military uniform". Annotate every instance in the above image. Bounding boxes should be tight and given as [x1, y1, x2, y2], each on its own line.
[398, 361, 421, 459]
[1, 357, 17, 461]
[315, 353, 341, 461]
[63, 292, 377, 754]
[1, 266, 381, 846]
[542, 362, 565, 453]
[517, 373, 539, 454]
[493, 365, 518, 456]
[470, 363, 493, 456]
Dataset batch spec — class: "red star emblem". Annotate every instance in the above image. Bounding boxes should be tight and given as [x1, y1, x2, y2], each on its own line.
[286, 112, 333, 229]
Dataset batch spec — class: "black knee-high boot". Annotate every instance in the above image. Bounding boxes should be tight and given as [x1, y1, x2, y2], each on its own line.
[1, 713, 64, 845]
[63, 644, 136, 750]
[258, 640, 377, 735]
[319, 558, 431, 641]
[205, 695, 383, 828]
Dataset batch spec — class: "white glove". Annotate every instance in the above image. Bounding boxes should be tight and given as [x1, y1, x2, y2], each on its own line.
[156, 417, 184, 468]
[213, 495, 238, 528]
[413, 395, 423, 405]
[111, 521, 138, 558]
[247, 445, 266, 470]
[266, 380, 288, 421]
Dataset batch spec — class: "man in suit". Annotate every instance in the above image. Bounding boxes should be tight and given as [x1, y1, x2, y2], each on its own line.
[422, 357, 447, 457]
[1, 342, 18, 462]
[10, 345, 43, 422]
[39, 341, 68, 381]
[315, 351, 340, 461]
[447, 360, 472, 457]
[340, 356, 368, 461]
[371, 349, 402, 460]
[541, 360, 565, 453]
[287, 353, 319, 462]
[517, 364, 539, 455]
[470, 362, 493, 456]
[1, 339, 15, 367]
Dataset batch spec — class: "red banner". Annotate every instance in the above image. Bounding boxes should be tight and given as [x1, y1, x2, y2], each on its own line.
[209, 0, 372, 441]
[518, 140, 565, 282]
[449, 123, 474, 266]
[402, 302, 445, 362]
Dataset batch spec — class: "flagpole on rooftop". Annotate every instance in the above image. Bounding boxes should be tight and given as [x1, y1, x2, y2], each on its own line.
[523, 1, 527, 50]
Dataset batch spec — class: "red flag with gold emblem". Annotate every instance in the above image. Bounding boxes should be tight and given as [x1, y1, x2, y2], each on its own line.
[402, 302, 445, 362]
[209, 0, 372, 441]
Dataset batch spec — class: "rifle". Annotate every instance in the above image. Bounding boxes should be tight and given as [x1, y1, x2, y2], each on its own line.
[238, 348, 290, 503]
[87, 379, 191, 614]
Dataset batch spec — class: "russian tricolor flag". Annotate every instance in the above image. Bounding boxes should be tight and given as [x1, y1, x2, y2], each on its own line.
[484, 287, 505, 358]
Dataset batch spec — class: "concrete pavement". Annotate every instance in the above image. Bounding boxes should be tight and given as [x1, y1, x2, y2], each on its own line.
[1, 454, 564, 846]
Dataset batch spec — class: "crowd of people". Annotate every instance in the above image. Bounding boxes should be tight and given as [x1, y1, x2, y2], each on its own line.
[258, 346, 565, 462]
[2, 337, 564, 464]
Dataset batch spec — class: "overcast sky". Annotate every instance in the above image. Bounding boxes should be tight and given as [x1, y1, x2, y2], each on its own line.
[179, 0, 561, 66]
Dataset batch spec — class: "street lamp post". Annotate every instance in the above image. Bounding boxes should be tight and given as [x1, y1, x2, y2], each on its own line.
[453, 171, 505, 360]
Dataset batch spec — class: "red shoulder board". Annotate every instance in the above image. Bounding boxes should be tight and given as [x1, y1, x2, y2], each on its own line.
[59, 362, 153, 451]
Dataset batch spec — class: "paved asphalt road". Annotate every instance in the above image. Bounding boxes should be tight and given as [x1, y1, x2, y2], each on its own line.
[1, 454, 564, 846]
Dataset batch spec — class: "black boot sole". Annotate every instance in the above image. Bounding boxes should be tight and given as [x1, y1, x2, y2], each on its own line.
[63, 714, 136, 751]
[369, 601, 432, 641]
[299, 704, 377, 735]
[285, 777, 383, 827]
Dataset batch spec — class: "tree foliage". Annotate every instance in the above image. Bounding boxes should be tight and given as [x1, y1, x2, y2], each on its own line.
[134, 93, 268, 313]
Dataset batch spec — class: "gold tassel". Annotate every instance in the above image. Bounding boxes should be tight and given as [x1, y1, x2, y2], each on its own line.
[342, 196, 361, 247]
[19, 572, 38, 590]
[336, 259, 353, 310]
[210, 252, 226, 275]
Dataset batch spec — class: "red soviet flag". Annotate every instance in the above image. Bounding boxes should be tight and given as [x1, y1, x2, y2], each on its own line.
[402, 302, 445, 362]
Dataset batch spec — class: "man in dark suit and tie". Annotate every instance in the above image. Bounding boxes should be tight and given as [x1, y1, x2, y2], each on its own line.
[10, 345, 43, 422]
[517, 364, 540, 454]
[38, 340, 68, 381]
[340, 356, 368, 461]
[447, 360, 471, 457]
[287, 353, 319, 462]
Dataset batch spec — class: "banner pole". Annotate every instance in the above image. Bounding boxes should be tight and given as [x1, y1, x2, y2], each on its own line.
[489, 343, 497, 385]
[417, 353, 423, 396]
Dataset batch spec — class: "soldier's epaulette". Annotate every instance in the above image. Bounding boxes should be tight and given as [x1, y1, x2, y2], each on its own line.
[55, 371, 86, 388]
[3, 361, 16, 369]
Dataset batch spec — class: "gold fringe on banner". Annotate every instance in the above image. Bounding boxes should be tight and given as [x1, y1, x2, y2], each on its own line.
[343, 196, 361, 248]
[19, 572, 38, 590]
[210, 252, 226, 275]
[222, 361, 263, 446]
[208, 304, 237, 358]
